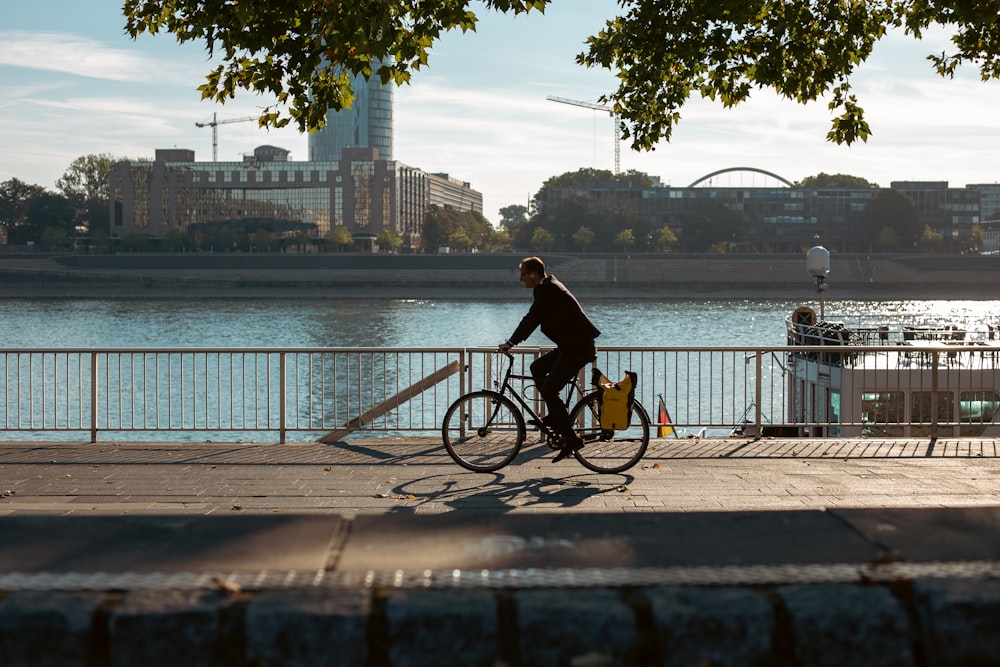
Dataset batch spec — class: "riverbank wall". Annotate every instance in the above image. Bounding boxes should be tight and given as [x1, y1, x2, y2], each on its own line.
[1, 252, 998, 300]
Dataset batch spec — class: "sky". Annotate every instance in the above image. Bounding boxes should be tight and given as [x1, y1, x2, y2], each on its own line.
[2, 1, 999, 223]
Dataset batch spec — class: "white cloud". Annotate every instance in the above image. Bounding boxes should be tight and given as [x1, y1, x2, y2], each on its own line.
[0, 80, 71, 111]
[0, 31, 188, 83]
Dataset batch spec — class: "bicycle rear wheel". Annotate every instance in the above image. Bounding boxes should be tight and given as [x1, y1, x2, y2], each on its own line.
[569, 392, 650, 473]
[442, 390, 526, 472]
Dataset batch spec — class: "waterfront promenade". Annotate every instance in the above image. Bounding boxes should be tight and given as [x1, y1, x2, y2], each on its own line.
[3, 435, 1000, 666]
[5, 251, 1000, 300]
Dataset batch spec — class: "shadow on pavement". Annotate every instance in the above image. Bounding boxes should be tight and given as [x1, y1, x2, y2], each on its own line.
[389, 472, 635, 515]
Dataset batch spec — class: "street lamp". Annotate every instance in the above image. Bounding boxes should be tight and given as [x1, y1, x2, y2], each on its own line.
[807, 245, 830, 320]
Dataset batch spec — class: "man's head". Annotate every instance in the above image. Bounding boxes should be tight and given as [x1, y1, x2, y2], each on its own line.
[519, 256, 545, 289]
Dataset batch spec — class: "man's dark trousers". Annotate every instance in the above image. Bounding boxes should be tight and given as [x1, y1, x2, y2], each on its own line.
[530, 344, 596, 442]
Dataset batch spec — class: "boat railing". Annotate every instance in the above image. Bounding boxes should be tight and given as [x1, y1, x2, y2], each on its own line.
[3, 344, 1000, 443]
[787, 314, 999, 348]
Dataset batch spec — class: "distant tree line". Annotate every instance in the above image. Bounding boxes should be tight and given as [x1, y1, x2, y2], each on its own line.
[491, 169, 984, 255]
[1, 154, 120, 251]
[1, 159, 983, 256]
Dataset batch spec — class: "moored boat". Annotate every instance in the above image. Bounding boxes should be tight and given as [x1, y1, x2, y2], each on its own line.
[784, 307, 1000, 437]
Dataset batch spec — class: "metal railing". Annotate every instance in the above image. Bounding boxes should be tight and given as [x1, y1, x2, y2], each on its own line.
[2, 344, 999, 442]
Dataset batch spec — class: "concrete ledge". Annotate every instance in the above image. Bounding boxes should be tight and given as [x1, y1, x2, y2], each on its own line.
[777, 583, 913, 667]
[4, 580, 1000, 666]
[383, 589, 498, 667]
[646, 586, 773, 666]
[247, 589, 370, 667]
[108, 589, 240, 667]
[0, 592, 99, 666]
[4, 252, 1000, 300]
[916, 579, 1000, 665]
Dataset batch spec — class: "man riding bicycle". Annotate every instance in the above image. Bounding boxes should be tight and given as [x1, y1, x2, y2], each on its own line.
[498, 256, 601, 462]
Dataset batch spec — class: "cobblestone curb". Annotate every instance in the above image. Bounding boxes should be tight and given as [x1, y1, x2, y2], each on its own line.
[2, 578, 1000, 666]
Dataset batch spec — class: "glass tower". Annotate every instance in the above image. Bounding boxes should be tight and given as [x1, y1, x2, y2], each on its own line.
[309, 70, 393, 162]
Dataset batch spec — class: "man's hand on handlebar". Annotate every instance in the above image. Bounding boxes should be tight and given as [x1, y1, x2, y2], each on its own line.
[498, 340, 513, 354]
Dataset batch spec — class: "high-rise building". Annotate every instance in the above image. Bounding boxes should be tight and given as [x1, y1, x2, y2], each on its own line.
[109, 146, 482, 252]
[308, 70, 393, 162]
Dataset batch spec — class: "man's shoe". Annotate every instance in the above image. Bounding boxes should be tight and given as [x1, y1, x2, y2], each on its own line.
[528, 415, 558, 430]
[552, 436, 583, 463]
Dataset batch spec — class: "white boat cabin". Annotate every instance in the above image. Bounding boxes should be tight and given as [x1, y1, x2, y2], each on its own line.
[785, 306, 1000, 437]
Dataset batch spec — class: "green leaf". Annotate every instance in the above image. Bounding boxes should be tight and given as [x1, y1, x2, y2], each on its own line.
[123, 0, 1000, 140]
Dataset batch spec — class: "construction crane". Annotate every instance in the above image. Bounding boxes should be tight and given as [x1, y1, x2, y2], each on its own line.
[195, 113, 259, 161]
[546, 96, 621, 175]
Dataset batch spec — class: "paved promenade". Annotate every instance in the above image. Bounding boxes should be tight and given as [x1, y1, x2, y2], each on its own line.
[3, 436, 1000, 666]
[3, 435, 1000, 516]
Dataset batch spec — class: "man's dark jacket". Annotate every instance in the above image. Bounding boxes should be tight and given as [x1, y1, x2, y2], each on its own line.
[509, 275, 601, 348]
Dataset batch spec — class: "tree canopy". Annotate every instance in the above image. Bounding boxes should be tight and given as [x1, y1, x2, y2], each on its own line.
[528, 167, 653, 252]
[124, 1, 1000, 147]
[861, 188, 920, 250]
[795, 173, 878, 189]
[675, 199, 745, 253]
[56, 154, 115, 203]
[57, 153, 125, 235]
[0, 178, 46, 240]
[421, 204, 491, 251]
[123, 0, 547, 133]
[538, 168, 656, 190]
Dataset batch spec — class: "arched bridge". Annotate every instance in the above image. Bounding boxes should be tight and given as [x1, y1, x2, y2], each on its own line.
[688, 167, 794, 188]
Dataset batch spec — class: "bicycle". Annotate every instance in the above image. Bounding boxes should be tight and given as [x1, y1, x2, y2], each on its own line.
[442, 352, 650, 474]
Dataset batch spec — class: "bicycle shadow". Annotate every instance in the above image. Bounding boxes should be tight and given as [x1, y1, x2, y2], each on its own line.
[388, 469, 635, 515]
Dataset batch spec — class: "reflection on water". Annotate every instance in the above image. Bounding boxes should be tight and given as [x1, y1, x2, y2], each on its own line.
[2, 298, 1000, 348]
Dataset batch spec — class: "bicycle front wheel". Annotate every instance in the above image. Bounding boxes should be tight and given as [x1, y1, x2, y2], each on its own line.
[569, 392, 650, 474]
[442, 390, 526, 472]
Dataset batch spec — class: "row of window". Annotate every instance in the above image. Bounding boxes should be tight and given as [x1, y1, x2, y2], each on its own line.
[862, 389, 1000, 436]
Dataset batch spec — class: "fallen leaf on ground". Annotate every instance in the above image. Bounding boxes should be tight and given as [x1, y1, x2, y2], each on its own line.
[211, 576, 242, 595]
[872, 549, 900, 565]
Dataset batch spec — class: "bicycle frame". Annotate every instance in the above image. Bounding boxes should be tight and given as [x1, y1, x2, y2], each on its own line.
[492, 353, 587, 435]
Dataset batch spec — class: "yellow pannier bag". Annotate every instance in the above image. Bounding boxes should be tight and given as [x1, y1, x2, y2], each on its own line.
[595, 370, 637, 430]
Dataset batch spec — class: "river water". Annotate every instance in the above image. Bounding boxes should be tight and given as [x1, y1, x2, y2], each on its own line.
[4, 297, 1000, 442]
[3, 298, 1000, 348]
